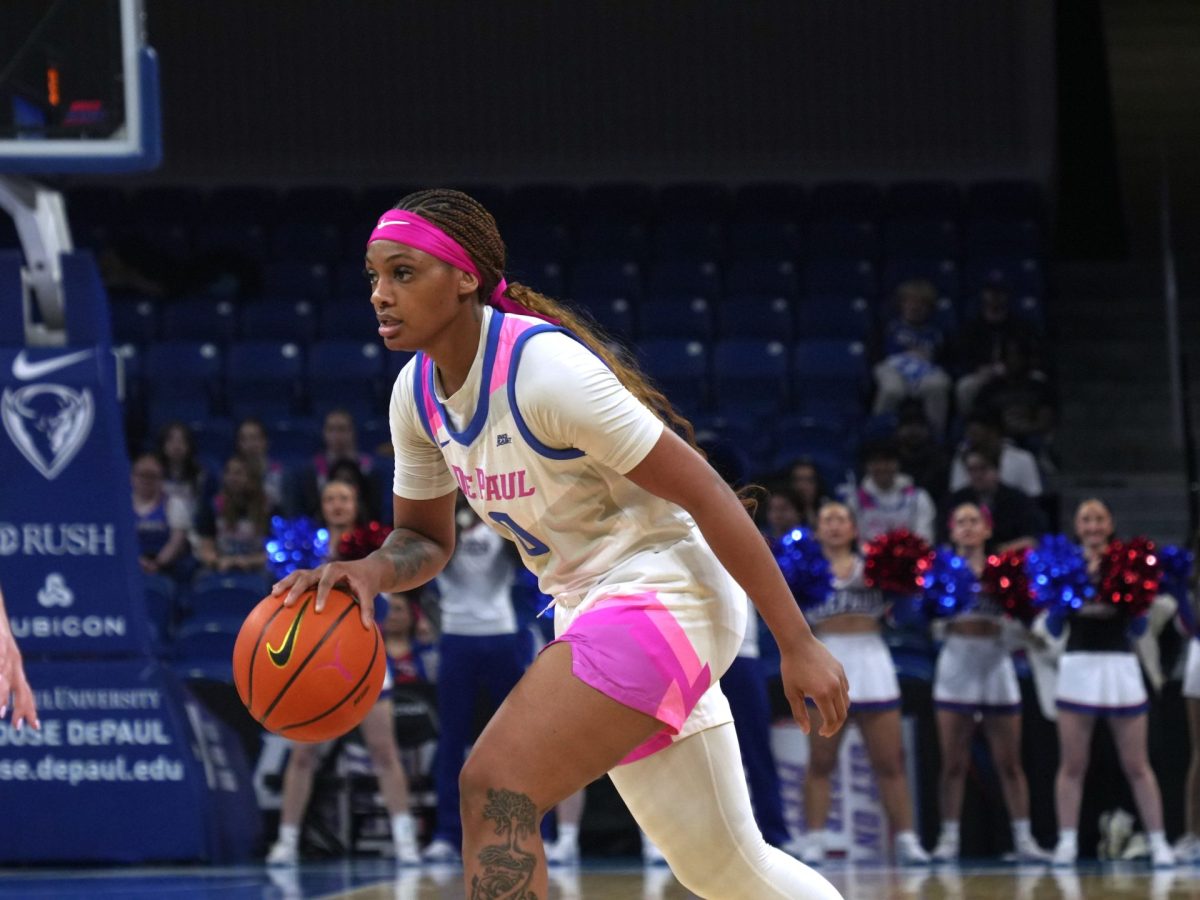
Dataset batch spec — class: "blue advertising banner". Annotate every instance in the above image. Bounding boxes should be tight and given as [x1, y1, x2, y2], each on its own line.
[0, 659, 260, 863]
[0, 345, 150, 656]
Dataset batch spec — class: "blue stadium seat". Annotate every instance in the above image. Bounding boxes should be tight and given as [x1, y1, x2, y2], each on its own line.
[384, 349, 418, 383]
[334, 261, 371, 297]
[580, 183, 656, 224]
[260, 261, 332, 300]
[307, 340, 387, 420]
[270, 222, 341, 262]
[883, 217, 959, 258]
[882, 258, 961, 302]
[967, 180, 1044, 222]
[796, 297, 872, 341]
[652, 221, 724, 261]
[965, 218, 1043, 258]
[731, 183, 805, 223]
[646, 259, 721, 301]
[638, 338, 710, 412]
[225, 340, 305, 420]
[143, 341, 223, 425]
[806, 220, 880, 260]
[318, 299, 379, 341]
[690, 411, 773, 471]
[265, 417, 320, 468]
[510, 261, 566, 298]
[570, 260, 642, 301]
[575, 223, 649, 262]
[639, 296, 713, 341]
[171, 619, 242, 683]
[193, 222, 269, 261]
[187, 571, 272, 620]
[792, 339, 869, 425]
[109, 296, 158, 345]
[238, 298, 319, 344]
[725, 259, 800, 299]
[885, 181, 961, 218]
[717, 295, 794, 341]
[964, 257, 1046, 299]
[189, 417, 236, 468]
[159, 296, 239, 344]
[505, 222, 572, 267]
[728, 221, 801, 260]
[809, 182, 882, 221]
[804, 259, 878, 298]
[712, 339, 790, 415]
[583, 297, 636, 341]
[659, 183, 730, 221]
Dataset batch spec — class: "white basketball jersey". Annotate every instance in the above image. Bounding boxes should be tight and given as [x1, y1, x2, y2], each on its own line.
[389, 309, 745, 620]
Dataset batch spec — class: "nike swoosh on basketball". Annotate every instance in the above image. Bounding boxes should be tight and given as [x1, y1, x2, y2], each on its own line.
[12, 349, 94, 381]
[267, 604, 306, 667]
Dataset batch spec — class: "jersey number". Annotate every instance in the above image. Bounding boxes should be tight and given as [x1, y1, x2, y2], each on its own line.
[488, 512, 550, 557]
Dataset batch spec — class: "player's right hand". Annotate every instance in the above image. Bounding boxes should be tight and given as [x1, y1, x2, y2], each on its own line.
[272, 559, 386, 629]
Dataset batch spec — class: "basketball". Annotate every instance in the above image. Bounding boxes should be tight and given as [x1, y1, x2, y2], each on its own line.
[232, 587, 386, 743]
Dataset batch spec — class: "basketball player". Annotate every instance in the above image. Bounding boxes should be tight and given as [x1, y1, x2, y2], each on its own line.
[0, 581, 37, 731]
[273, 189, 847, 899]
[797, 502, 928, 865]
[929, 502, 1048, 862]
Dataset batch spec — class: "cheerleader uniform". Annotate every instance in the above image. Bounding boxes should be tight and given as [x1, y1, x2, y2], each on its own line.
[932, 590, 1021, 716]
[805, 558, 900, 711]
[1055, 607, 1147, 716]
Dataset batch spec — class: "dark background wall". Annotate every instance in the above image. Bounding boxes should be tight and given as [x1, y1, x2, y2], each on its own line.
[143, 0, 1055, 185]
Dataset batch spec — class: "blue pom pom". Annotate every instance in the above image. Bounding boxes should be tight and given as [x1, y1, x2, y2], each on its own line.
[1026, 534, 1093, 616]
[772, 528, 833, 610]
[1160, 544, 1196, 633]
[266, 515, 330, 580]
[920, 549, 979, 619]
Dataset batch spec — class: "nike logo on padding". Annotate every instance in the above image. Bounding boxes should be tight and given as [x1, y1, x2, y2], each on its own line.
[12, 349, 94, 381]
[267, 601, 307, 668]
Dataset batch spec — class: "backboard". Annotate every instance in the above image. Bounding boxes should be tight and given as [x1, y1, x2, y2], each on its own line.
[0, 0, 160, 173]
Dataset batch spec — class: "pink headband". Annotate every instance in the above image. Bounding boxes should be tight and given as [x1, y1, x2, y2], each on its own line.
[368, 209, 556, 322]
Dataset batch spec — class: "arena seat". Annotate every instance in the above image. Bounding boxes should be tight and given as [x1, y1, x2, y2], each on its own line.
[159, 296, 239, 344]
[713, 338, 790, 415]
[646, 259, 721, 302]
[717, 294, 794, 341]
[638, 338, 710, 412]
[225, 340, 305, 420]
[638, 296, 713, 341]
[238, 297, 318, 344]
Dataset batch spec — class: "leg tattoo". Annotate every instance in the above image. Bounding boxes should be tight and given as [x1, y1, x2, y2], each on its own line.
[469, 788, 539, 900]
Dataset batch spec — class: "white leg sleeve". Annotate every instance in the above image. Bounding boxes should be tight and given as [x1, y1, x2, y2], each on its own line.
[609, 723, 844, 900]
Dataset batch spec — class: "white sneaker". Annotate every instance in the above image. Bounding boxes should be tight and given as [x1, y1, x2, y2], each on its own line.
[930, 834, 959, 863]
[642, 836, 668, 866]
[421, 838, 460, 863]
[1174, 834, 1200, 864]
[895, 834, 931, 866]
[266, 839, 298, 866]
[1152, 842, 1177, 869]
[1051, 839, 1077, 867]
[800, 836, 826, 866]
[546, 837, 580, 866]
[1014, 835, 1053, 863]
[393, 816, 421, 866]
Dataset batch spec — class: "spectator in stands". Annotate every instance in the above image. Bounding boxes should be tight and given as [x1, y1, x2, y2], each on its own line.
[234, 417, 287, 511]
[947, 447, 1044, 551]
[326, 457, 382, 523]
[840, 439, 936, 544]
[131, 452, 194, 582]
[872, 279, 953, 436]
[1049, 499, 1174, 867]
[974, 339, 1056, 453]
[421, 500, 528, 864]
[949, 411, 1043, 499]
[384, 590, 437, 685]
[266, 480, 421, 867]
[799, 501, 928, 865]
[762, 488, 802, 542]
[953, 275, 1040, 418]
[294, 408, 376, 518]
[788, 458, 832, 529]
[195, 455, 271, 575]
[156, 421, 207, 528]
[894, 402, 950, 509]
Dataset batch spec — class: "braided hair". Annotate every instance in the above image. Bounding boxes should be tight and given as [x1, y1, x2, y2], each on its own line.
[394, 188, 701, 453]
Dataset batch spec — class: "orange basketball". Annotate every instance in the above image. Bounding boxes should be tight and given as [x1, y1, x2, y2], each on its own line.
[232, 587, 386, 743]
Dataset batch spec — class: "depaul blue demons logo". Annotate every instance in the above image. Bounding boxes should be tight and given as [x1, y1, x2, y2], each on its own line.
[2, 383, 94, 480]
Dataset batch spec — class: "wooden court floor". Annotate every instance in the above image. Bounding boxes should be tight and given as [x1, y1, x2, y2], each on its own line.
[1, 861, 1200, 899]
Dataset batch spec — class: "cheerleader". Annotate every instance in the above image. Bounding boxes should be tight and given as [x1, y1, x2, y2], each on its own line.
[800, 501, 929, 865]
[929, 502, 1048, 862]
[1051, 499, 1173, 866]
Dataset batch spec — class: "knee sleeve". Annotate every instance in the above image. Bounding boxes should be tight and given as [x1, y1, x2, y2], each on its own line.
[610, 724, 843, 900]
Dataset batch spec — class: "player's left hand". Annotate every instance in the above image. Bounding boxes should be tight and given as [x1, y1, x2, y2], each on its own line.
[0, 633, 38, 731]
[780, 633, 848, 738]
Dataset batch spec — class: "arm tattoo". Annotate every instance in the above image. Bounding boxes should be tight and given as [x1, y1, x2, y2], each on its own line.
[379, 529, 437, 588]
[469, 788, 539, 900]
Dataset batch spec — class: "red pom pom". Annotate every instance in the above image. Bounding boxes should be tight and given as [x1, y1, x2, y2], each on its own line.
[863, 529, 935, 595]
[337, 521, 393, 561]
[1099, 537, 1162, 617]
[980, 548, 1035, 623]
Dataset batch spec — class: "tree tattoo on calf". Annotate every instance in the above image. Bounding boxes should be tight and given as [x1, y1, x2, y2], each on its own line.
[469, 788, 540, 900]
